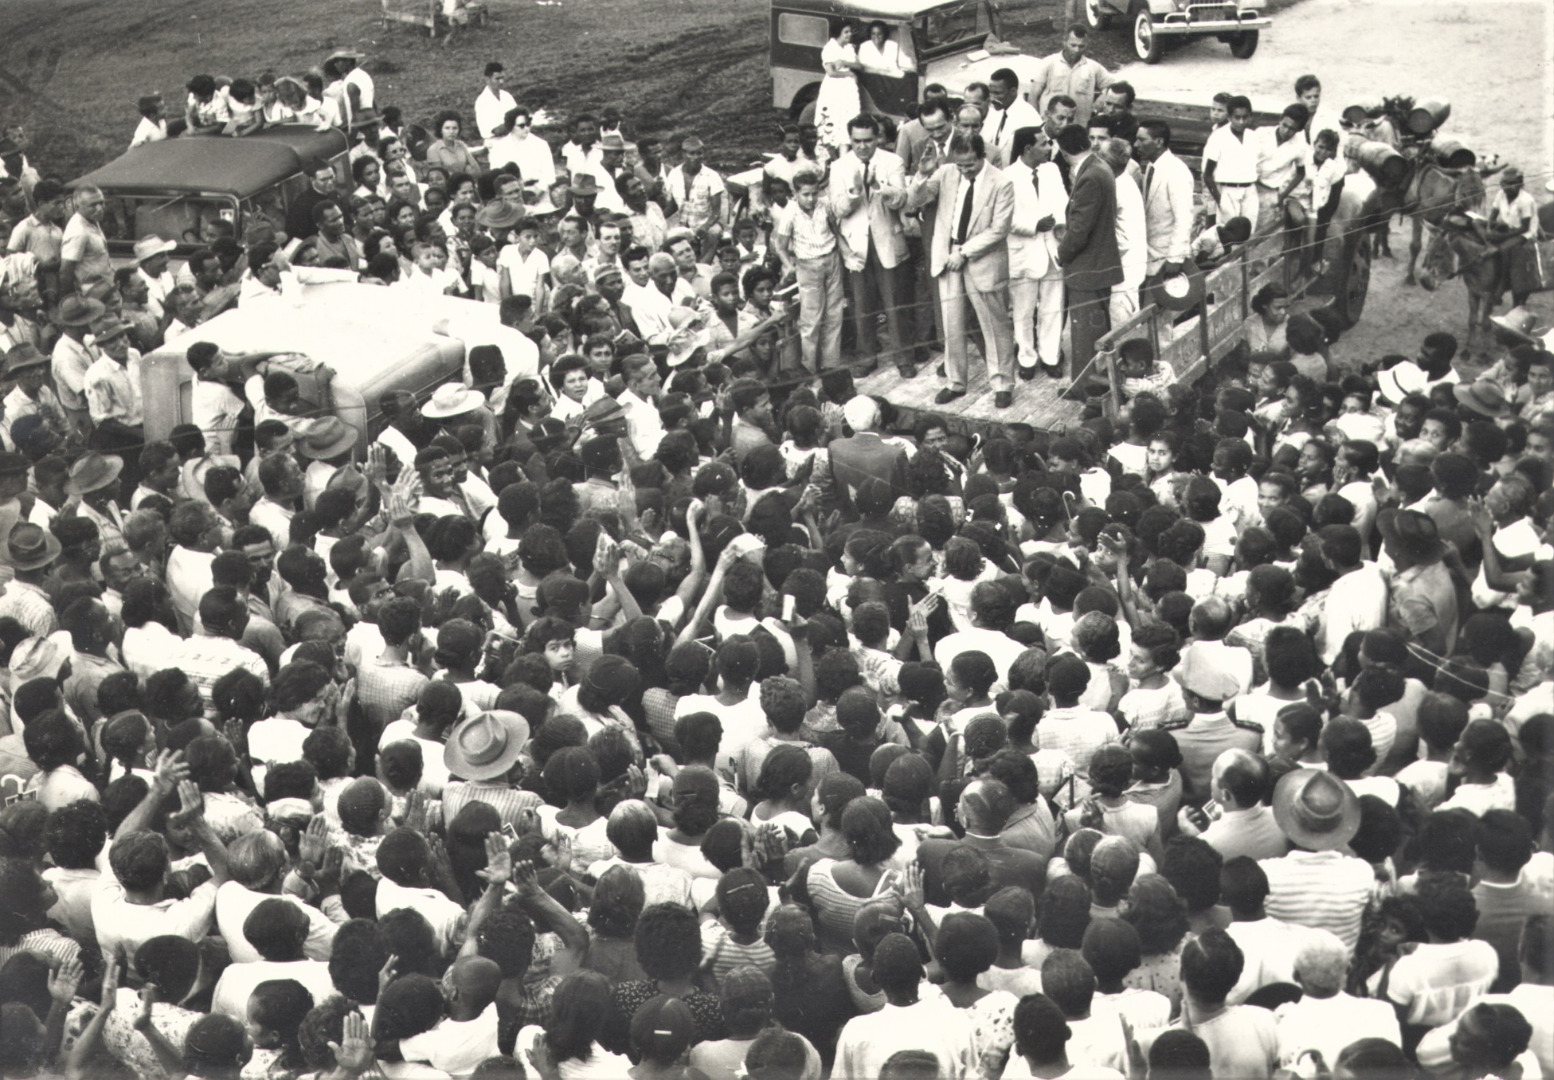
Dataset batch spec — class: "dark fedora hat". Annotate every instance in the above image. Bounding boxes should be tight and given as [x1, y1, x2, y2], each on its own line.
[1145, 260, 1205, 312]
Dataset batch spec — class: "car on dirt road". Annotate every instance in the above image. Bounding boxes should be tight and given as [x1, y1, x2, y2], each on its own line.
[771, 0, 1046, 122]
[66, 125, 350, 260]
[1083, 0, 1269, 63]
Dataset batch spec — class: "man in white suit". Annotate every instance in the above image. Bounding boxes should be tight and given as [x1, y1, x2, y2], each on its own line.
[1005, 126, 1066, 380]
[980, 68, 1043, 167]
[1135, 119, 1195, 280]
[831, 114, 916, 378]
[908, 132, 1017, 409]
[1101, 137, 1147, 324]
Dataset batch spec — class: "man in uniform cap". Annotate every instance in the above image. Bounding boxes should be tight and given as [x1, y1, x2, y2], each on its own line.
[1161, 645, 1264, 803]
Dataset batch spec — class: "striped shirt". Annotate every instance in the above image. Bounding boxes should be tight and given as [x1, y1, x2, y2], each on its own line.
[441, 779, 543, 830]
[1259, 849, 1375, 951]
[701, 921, 777, 987]
[180, 634, 268, 717]
[774, 202, 838, 262]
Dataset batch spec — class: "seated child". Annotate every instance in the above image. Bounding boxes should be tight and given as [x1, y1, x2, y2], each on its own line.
[1190, 215, 1251, 267]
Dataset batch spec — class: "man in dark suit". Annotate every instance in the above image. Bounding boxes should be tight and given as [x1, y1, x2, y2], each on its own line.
[1055, 123, 1121, 386]
[826, 395, 908, 513]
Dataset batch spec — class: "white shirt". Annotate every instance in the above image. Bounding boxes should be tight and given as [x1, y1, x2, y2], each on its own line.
[130, 116, 168, 149]
[835, 996, 977, 1080]
[344, 66, 375, 109]
[933, 628, 1028, 691]
[1203, 125, 1261, 185]
[377, 878, 467, 956]
[980, 98, 1043, 166]
[215, 882, 339, 963]
[1321, 563, 1388, 663]
[619, 387, 665, 459]
[1276, 993, 1402, 1071]
[1257, 129, 1308, 189]
[474, 86, 518, 140]
[401, 1004, 500, 1075]
[91, 879, 219, 970]
[165, 545, 215, 635]
[487, 132, 557, 192]
[211, 958, 336, 1020]
[1224, 919, 1333, 1004]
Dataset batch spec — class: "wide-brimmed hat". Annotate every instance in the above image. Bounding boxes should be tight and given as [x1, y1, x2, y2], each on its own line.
[56, 295, 105, 328]
[326, 48, 366, 63]
[1145, 260, 1205, 312]
[1376, 507, 1442, 562]
[1273, 768, 1360, 852]
[1453, 379, 1513, 419]
[64, 451, 124, 496]
[580, 395, 627, 435]
[4, 522, 62, 572]
[91, 316, 134, 342]
[3, 342, 50, 377]
[0, 452, 30, 478]
[599, 133, 627, 153]
[133, 236, 176, 262]
[296, 416, 358, 460]
[475, 201, 523, 230]
[444, 710, 531, 780]
[1490, 306, 1553, 346]
[569, 174, 600, 197]
[8, 630, 73, 682]
[1375, 360, 1428, 406]
[421, 383, 486, 419]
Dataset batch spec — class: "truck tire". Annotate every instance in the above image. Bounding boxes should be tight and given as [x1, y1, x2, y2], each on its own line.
[1132, 7, 1164, 63]
[1332, 230, 1372, 327]
[791, 83, 819, 123]
[1229, 30, 1259, 58]
[1084, 0, 1113, 31]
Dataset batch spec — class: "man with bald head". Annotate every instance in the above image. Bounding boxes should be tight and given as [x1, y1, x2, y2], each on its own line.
[916, 776, 1046, 905]
[1178, 597, 1254, 698]
[1178, 749, 1286, 860]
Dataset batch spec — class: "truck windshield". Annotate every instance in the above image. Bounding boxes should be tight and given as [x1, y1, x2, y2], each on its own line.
[917, 1, 988, 53]
[101, 193, 239, 250]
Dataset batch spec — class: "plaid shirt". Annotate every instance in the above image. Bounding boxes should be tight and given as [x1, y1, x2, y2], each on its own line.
[642, 687, 681, 749]
[355, 660, 429, 732]
[498, 974, 562, 1054]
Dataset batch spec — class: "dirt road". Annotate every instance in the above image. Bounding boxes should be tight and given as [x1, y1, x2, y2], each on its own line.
[1108, 0, 1554, 365]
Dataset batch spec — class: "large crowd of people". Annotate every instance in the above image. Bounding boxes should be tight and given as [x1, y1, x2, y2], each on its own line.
[0, 25, 1551, 1080]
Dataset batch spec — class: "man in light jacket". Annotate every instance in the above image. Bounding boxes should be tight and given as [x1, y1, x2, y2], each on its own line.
[908, 132, 1017, 409]
[1005, 126, 1067, 380]
[831, 114, 915, 378]
[1136, 119, 1196, 280]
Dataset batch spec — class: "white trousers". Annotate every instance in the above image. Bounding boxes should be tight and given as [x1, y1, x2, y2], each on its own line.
[1011, 273, 1065, 371]
[1217, 184, 1259, 233]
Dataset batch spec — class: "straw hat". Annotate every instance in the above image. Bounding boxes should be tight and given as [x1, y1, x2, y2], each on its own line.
[56, 295, 105, 328]
[133, 236, 176, 263]
[63, 452, 124, 496]
[296, 417, 358, 460]
[1272, 768, 1360, 852]
[444, 710, 531, 780]
[1452, 379, 1513, 419]
[3, 522, 62, 572]
[1375, 361, 1428, 406]
[420, 383, 486, 419]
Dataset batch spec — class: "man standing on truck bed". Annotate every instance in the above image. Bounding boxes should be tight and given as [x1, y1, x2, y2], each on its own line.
[1028, 24, 1113, 127]
[1055, 122, 1121, 386]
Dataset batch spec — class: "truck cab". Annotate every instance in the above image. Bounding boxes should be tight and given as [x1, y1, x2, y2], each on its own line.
[771, 0, 1044, 122]
[66, 126, 350, 259]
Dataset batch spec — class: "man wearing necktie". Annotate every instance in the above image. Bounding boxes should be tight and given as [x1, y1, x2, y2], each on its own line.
[832, 114, 914, 378]
[908, 132, 1017, 409]
[1006, 127, 1067, 380]
[980, 68, 1043, 168]
[1055, 122, 1122, 389]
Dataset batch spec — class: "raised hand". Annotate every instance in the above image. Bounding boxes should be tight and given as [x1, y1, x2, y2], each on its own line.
[134, 983, 159, 1032]
[378, 954, 399, 998]
[512, 858, 541, 898]
[150, 749, 188, 795]
[48, 957, 83, 1005]
[328, 1011, 375, 1074]
[170, 780, 204, 826]
[403, 790, 429, 833]
[477, 832, 513, 888]
[896, 861, 925, 910]
[298, 815, 330, 871]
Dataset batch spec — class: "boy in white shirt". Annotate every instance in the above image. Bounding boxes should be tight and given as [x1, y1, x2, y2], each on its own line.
[497, 218, 550, 304]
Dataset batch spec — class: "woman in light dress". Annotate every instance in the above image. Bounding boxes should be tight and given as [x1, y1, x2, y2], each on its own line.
[857, 21, 914, 77]
[814, 21, 863, 158]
